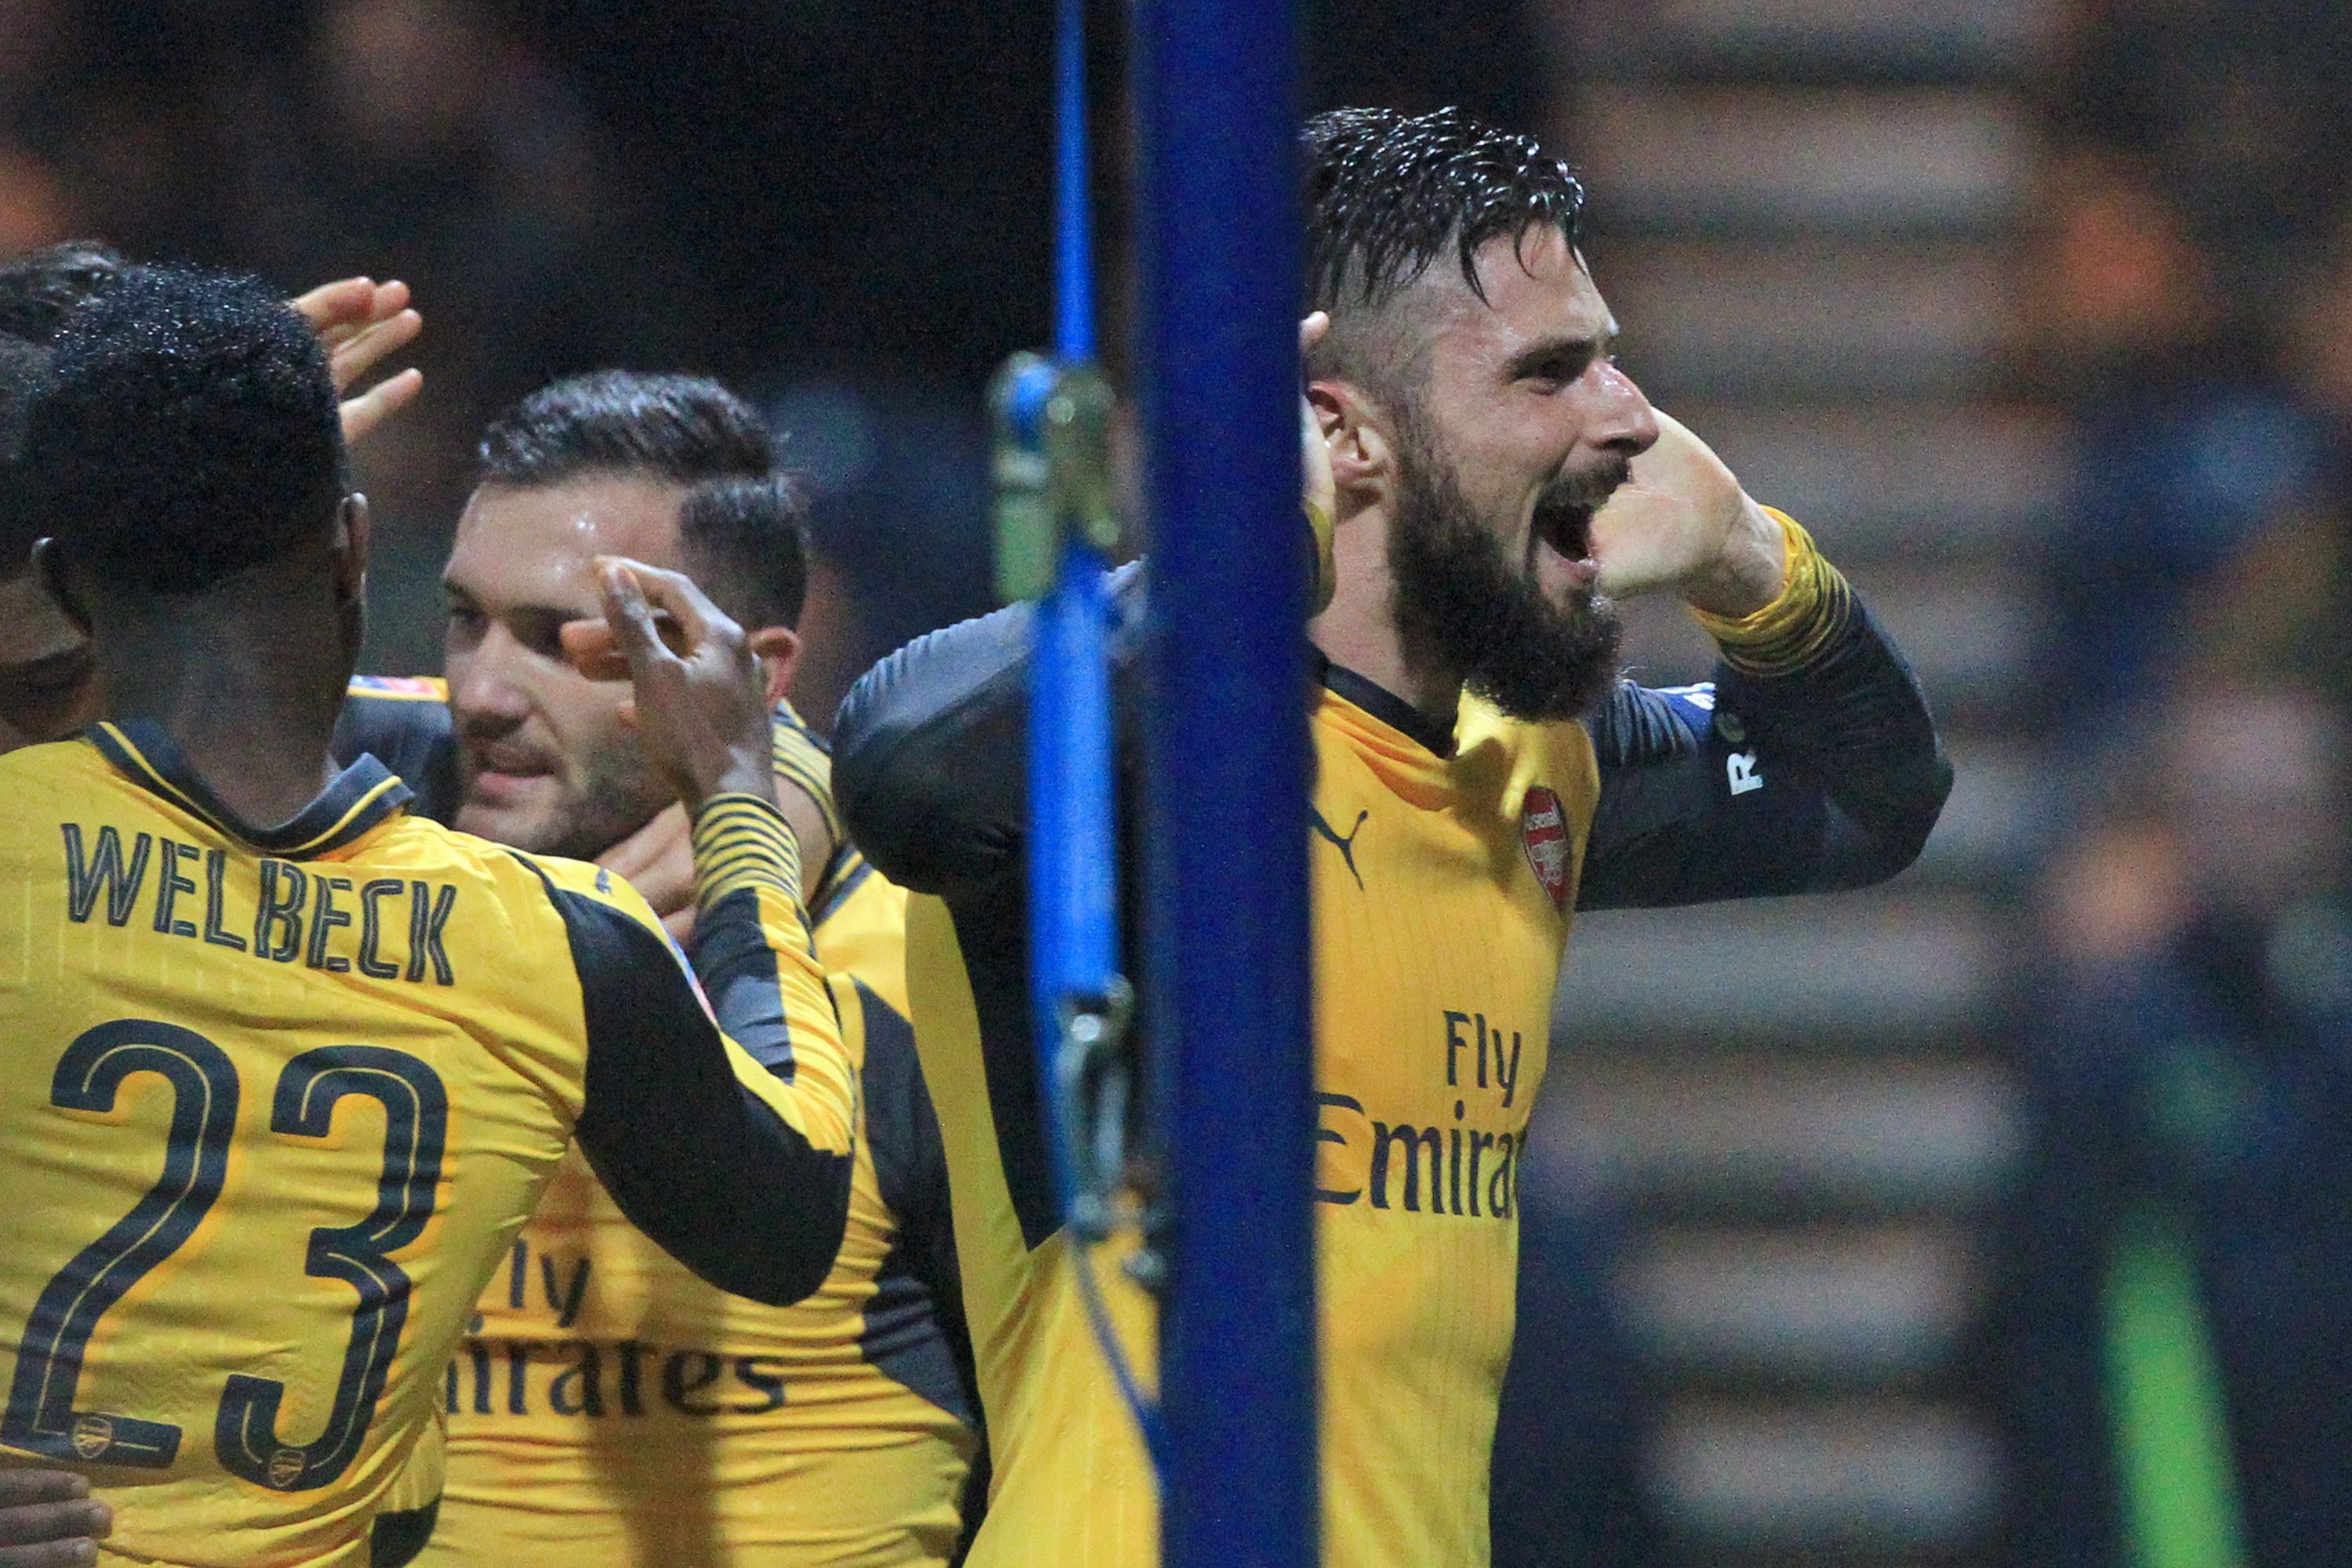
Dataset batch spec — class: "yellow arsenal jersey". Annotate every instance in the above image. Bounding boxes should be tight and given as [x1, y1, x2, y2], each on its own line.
[841, 515, 1945, 1568]
[903, 673, 1596, 1568]
[419, 855, 978, 1568]
[0, 723, 852, 1568]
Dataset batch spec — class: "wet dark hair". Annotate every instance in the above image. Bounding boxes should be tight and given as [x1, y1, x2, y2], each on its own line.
[479, 371, 806, 630]
[27, 263, 343, 596]
[1303, 107, 1584, 316]
[0, 240, 125, 345]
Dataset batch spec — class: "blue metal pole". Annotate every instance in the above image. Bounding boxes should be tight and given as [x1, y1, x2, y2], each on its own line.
[1053, 0, 1095, 363]
[1131, 0, 1316, 1563]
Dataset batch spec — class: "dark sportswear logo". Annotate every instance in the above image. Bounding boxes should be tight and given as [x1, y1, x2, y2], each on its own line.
[1309, 807, 1369, 890]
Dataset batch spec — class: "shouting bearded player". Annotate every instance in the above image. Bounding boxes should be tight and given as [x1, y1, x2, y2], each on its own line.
[832, 106, 1951, 1567]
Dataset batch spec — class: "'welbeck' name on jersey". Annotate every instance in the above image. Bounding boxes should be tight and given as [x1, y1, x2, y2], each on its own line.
[60, 822, 459, 984]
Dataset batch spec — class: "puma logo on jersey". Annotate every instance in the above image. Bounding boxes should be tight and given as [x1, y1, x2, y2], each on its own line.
[1310, 807, 1369, 890]
[1728, 750, 1764, 796]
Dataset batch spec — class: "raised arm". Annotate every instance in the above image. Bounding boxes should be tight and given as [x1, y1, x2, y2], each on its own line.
[555, 560, 858, 1306]
[1576, 513, 1951, 909]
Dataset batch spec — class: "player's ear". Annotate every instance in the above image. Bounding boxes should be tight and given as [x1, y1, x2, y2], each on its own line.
[29, 538, 90, 636]
[746, 625, 803, 710]
[332, 493, 371, 605]
[1311, 380, 1396, 517]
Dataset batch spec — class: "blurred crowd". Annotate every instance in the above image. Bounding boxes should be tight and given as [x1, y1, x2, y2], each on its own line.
[1987, 2, 2352, 1560]
[0, 0, 1040, 699]
[0, 0, 1534, 702]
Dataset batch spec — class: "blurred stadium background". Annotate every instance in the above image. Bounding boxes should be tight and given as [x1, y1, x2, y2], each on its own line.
[8, 1, 2349, 1563]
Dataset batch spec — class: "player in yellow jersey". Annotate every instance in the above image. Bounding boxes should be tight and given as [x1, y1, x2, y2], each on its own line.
[0, 267, 858, 1566]
[833, 106, 1954, 1566]
[0, 249, 425, 1568]
[331, 372, 980, 1566]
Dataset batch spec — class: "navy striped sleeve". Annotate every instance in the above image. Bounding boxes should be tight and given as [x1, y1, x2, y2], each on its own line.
[545, 800, 855, 1308]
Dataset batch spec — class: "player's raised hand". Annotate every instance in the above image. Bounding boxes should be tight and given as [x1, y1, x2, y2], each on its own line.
[582, 557, 777, 814]
[0, 1468, 111, 1568]
[1588, 408, 1787, 619]
[288, 277, 424, 447]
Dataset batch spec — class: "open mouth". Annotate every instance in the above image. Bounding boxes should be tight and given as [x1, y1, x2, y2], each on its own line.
[1530, 493, 1599, 592]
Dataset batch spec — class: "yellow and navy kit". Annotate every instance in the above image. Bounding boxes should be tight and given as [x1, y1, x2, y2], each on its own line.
[0, 721, 857, 1568]
[834, 517, 1951, 1566]
[335, 681, 982, 1566]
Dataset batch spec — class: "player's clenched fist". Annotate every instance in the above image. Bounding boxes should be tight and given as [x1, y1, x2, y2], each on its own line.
[0, 1468, 111, 1568]
[566, 558, 779, 814]
[1588, 408, 1788, 619]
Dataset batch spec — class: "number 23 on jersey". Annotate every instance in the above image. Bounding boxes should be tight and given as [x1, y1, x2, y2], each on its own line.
[3, 1017, 447, 1492]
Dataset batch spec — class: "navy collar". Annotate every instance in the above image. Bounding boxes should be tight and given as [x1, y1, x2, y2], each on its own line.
[88, 718, 413, 858]
[1316, 657, 1457, 759]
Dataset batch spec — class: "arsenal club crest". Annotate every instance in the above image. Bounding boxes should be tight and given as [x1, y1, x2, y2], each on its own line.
[1520, 786, 1570, 911]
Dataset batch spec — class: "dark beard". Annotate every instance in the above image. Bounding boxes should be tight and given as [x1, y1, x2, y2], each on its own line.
[1388, 426, 1624, 724]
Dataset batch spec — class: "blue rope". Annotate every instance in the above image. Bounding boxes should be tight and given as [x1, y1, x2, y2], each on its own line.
[1032, 0, 1167, 1483]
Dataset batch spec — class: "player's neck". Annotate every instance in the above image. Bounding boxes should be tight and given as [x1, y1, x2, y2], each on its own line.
[1308, 503, 1463, 735]
[91, 573, 353, 830]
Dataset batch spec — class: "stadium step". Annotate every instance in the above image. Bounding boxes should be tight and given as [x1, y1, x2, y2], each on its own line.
[1541, 17, 2054, 1563]
[1552, 891, 1997, 1042]
[1573, 0, 2055, 83]
[1660, 401, 2065, 561]
[1650, 1397, 2000, 1555]
[1578, 86, 2031, 238]
[1913, 734, 2047, 882]
[1593, 237, 2009, 401]
[1618, 1221, 1981, 1386]
[1539, 1054, 2019, 1221]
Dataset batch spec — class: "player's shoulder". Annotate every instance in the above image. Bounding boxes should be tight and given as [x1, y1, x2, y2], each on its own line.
[0, 739, 111, 855]
[1581, 679, 1716, 770]
[356, 815, 638, 925]
[0, 734, 106, 786]
[401, 821, 638, 913]
[335, 675, 457, 817]
[814, 844, 910, 1011]
[1457, 692, 1603, 770]
[355, 819, 678, 1006]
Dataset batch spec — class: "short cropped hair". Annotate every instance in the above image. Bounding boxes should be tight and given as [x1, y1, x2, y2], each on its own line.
[1302, 107, 1585, 395]
[479, 372, 807, 630]
[680, 473, 809, 632]
[26, 264, 344, 595]
[0, 240, 125, 345]
[479, 372, 775, 491]
[0, 336, 53, 570]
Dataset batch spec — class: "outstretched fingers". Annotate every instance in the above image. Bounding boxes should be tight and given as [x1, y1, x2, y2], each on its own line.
[0, 1468, 111, 1568]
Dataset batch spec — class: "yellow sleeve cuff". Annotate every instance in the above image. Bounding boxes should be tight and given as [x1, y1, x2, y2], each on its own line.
[769, 700, 843, 843]
[690, 792, 805, 918]
[1688, 509, 1854, 677]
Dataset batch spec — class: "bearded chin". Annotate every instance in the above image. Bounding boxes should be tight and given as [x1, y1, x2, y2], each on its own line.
[1388, 454, 1624, 725]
